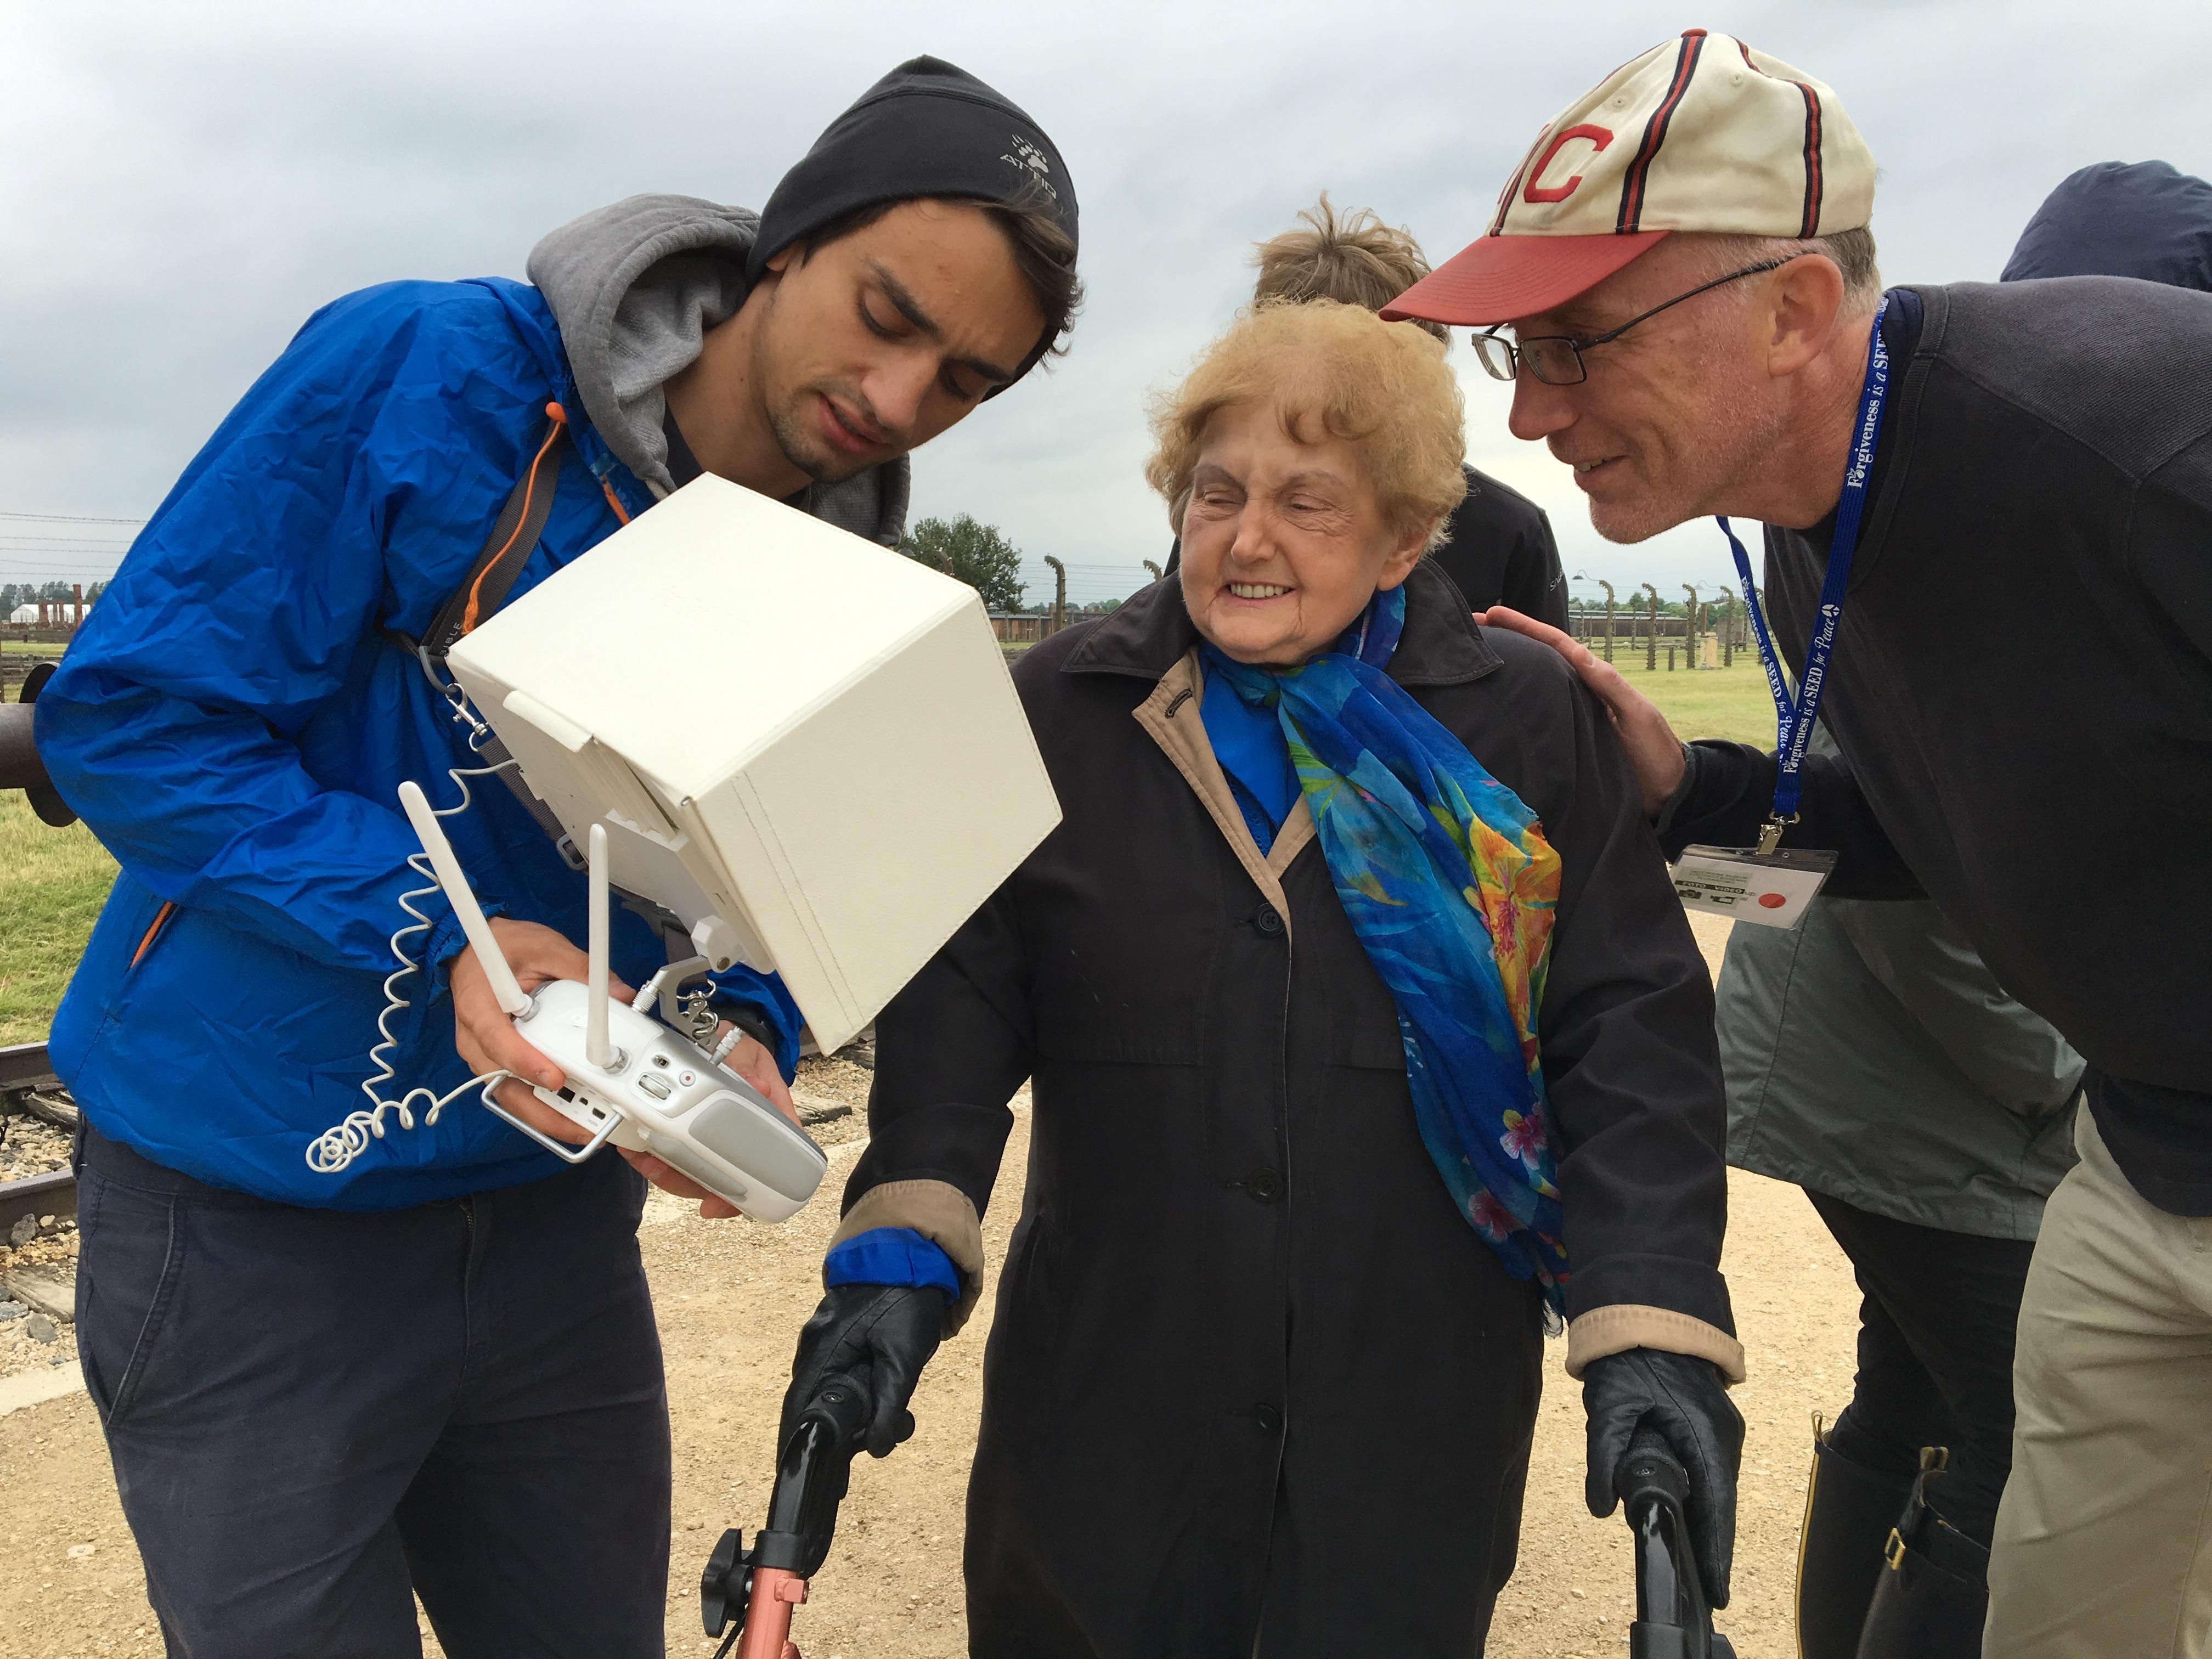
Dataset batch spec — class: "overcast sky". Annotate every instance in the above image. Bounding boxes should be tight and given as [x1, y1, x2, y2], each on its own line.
[5, 0, 2208, 608]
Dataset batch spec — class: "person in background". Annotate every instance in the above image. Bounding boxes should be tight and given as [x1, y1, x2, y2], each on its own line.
[1250, 196, 1571, 625]
[1386, 25, 2212, 1655]
[33, 56, 1079, 1658]
[1718, 721, 2083, 1658]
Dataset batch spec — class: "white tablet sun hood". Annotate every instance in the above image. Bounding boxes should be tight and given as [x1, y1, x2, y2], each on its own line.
[444, 474, 1061, 1055]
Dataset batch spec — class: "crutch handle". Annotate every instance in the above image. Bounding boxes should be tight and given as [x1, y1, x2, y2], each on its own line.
[702, 1373, 874, 1656]
[1620, 1423, 1730, 1659]
[1617, 1423, 1691, 1510]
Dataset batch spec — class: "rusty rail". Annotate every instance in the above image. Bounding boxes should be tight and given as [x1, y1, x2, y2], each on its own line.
[0, 1043, 76, 1232]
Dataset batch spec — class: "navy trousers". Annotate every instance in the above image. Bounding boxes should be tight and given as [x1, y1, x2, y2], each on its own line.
[1807, 1189, 2036, 1545]
[74, 1125, 672, 1658]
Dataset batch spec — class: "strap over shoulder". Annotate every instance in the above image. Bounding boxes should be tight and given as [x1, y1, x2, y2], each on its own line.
[419, 403, 573, 663]
[393, 402, 584, 868]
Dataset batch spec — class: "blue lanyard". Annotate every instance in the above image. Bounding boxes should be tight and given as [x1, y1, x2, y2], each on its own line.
[1717, 292, 1893, 854]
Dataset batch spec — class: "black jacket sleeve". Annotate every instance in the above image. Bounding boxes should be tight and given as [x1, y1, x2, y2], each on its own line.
[1658, 741, 1926, 900]
[2135, 450, 2212, 667]
[843, 882, 1033, 1221]
[1534, 659, 1734, 1334]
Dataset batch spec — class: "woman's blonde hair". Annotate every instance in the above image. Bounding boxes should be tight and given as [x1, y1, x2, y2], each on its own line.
[1250, 194, 1452, 344]
[1145, 299, 1468, 549]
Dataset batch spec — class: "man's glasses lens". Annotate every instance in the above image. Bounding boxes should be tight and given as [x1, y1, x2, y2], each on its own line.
[1521, 338, 1587, 386]
[1470, 332, 1587, 386]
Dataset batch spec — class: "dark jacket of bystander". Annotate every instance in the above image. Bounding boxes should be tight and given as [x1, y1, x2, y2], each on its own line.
[1431, 464, 1571, 628]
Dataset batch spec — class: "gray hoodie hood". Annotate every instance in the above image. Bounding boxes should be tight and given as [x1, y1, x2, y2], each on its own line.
[526, 194, 910, 546]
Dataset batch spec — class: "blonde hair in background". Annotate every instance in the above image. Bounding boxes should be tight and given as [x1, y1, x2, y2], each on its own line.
[1251, 195, 1453, 344]
[1147, 299, 1468, 550]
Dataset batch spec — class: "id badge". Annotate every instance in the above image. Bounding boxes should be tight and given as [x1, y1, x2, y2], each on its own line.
[1671, 844, 1837, 930]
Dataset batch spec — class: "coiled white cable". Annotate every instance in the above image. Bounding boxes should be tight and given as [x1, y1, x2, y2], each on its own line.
[304, 676, 515, 1175]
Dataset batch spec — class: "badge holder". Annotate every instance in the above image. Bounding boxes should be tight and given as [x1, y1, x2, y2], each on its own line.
[1672, 841, 1836, 930]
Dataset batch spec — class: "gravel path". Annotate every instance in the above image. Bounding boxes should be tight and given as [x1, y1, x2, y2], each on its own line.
[0, 1113, 72, 1180]
[0, 1115, 80, 1383]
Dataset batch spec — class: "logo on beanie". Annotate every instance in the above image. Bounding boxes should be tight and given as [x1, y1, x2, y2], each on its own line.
[1000, 133, 1057, 201]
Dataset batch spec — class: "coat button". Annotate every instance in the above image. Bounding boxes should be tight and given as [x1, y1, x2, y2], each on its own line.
[1255, 904, 1284, 936]
[1245, 1167, 1283, 1204]
[1253, 1404, 1283, 1436]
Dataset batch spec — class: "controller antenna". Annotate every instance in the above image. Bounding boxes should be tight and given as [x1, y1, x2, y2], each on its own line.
[397, 780, 531, 1017]
[585, 823, 615, 1069]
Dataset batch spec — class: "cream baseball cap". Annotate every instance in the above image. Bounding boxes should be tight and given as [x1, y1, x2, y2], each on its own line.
[1383, 29, 1875, 326]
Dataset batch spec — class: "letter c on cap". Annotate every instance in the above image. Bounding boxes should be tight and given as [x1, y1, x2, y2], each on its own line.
[1523, 123, 1614, 204]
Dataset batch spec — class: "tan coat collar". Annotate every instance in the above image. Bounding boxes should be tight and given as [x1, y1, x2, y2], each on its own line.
[1130, 651, 1316, 936]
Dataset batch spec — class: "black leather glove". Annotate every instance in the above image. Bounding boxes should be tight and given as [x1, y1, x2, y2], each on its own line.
[781, 1283, 945, 1459]
[1582, 1346, 1743, 1607]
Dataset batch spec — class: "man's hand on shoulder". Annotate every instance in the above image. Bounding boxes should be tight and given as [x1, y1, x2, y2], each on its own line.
[1479, 606, 1689, 815]
[449, 918, 799, 1219]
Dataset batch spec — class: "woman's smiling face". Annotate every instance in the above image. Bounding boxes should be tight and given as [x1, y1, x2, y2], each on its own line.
[1178, 398, 1428, 666]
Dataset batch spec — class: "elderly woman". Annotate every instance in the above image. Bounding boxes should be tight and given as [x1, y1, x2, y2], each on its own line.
[780, 301, 1743, 1655]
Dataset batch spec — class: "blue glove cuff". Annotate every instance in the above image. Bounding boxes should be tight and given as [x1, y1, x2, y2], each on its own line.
[824, 1227, 960, 1305]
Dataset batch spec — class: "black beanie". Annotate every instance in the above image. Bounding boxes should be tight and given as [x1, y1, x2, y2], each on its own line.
[749, 57, 1078, 374]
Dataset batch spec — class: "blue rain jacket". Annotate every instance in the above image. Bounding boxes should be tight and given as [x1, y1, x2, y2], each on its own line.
[37, 276, 803, 1210]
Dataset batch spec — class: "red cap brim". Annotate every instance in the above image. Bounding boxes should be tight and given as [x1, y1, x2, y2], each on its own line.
[1381, 229, 1671, 326]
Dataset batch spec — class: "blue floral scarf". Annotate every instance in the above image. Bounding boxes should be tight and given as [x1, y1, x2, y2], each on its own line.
[1205, 585, 1568, 1314]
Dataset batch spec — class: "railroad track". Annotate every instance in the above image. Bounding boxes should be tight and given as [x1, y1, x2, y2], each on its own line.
[0, 1042, 76, 1233]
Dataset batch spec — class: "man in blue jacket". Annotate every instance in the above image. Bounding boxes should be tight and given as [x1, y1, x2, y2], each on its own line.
[34, 56, 1078, 1658]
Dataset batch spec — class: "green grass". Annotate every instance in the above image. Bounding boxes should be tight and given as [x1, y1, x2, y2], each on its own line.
[2, 641, 69, 655]
[2, 676, 120, 1045]
[1609, 656, 1779, 748]
[0, 790, 117, 1047]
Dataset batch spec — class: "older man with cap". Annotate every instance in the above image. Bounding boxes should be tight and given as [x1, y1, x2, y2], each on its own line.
[1385, 28, 2212, 1659]
[31, 55, 1077, 1659]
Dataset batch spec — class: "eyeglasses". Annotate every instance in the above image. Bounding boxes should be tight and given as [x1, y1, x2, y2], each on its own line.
[1471, 257, 1793, 386]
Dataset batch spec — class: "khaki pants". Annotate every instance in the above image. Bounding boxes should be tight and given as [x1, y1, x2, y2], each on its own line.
[1986, 1111, 2212, 1658]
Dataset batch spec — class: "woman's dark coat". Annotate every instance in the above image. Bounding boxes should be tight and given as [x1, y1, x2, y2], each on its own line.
[842, 562, 1734, 1657]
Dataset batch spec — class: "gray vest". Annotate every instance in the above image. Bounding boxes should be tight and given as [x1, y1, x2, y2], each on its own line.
[1718, 889, 2081, 1240]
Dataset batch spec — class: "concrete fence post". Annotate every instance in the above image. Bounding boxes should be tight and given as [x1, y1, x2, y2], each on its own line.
[1042, 556, 1067, 635]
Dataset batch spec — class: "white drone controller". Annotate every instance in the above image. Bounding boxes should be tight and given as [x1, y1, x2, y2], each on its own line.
[398, 782, 826, 1223]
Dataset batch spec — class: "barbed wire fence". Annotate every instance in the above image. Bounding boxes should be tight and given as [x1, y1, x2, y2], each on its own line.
[1, 514, 136, 668]
[1563, 585, 1761, 673]
[5, 514, 1761, 679]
